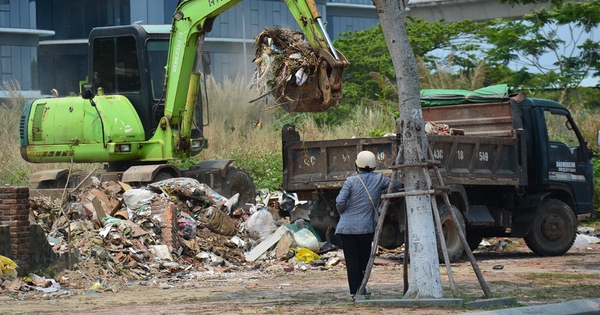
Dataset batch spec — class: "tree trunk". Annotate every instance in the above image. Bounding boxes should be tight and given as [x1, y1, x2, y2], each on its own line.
[372, 0, 443, 298]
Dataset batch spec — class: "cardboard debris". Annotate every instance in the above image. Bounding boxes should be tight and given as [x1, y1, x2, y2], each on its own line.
[275, 230, 296, 259]
[16, 177, 351, 298]
[91, 196, 107, 227]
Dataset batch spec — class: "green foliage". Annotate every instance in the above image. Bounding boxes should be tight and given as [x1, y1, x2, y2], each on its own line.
[593, 157, 600, 204]
[484, 0, 600, 99]
[229, 149, 282, 191]
[9, 169, 29, 186]
[35, 267, 57, 279]
[315, 19, 491, 127]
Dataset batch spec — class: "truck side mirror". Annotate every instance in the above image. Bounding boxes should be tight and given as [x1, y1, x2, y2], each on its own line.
[81, 83, 95, 100]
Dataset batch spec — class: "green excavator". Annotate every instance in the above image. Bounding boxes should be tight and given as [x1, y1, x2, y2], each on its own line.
[19, 0, 348, 204]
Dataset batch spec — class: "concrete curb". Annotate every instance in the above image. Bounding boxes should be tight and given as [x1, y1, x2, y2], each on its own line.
[354, 296, 518, 310]
[465, 298, 600, 315]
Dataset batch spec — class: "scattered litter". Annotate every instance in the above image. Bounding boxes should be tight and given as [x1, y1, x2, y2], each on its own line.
[0, 255, 18, 280]
[425, 121, 463, 136]
[295, 248, 320, 264]
[573, 234, 600, 249]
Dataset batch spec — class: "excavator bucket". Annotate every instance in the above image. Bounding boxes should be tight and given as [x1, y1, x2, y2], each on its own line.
[280, 49, 349, 112]
[251, 27, 349, 113]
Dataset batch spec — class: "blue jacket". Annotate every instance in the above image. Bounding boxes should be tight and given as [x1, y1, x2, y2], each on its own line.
[335, 171, 402, 235]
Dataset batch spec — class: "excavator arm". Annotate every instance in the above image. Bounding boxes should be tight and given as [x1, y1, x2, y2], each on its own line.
[281, 0, 349, 112]
[164, 0, 349, 148]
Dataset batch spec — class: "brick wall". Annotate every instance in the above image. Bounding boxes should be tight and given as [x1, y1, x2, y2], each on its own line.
[0, 186, 31, 275]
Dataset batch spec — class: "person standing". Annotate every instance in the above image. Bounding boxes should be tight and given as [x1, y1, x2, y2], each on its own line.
[335, 150, 402, 299]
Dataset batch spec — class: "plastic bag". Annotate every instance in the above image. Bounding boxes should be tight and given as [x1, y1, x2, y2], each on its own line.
[150, 177, 238, 213]
[246, 209, 278, 242]
[293, 228, 319, 251]
[178, 212, 197, 240]
[0, 255, 18, 280]
[123, 188, 155, 211]
[295, 247, 320, 263]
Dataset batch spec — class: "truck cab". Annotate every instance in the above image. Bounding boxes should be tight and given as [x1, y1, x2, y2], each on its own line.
[522, 98, 595, 218]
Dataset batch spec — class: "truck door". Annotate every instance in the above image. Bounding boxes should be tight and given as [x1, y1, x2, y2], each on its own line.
[543, 108, 594, 215]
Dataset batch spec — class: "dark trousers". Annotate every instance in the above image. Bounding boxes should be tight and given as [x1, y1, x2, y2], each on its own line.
[339, 233, 374, 295]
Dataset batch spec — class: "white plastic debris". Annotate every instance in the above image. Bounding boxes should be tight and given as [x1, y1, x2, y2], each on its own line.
[295, 68, 308, 86]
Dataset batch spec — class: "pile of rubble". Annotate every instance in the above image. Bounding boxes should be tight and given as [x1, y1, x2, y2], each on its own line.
[0, 177, 345, 295]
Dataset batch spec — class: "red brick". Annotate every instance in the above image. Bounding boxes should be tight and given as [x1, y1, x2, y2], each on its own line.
[3, 210, 18, 216]
[10, 243, 29, 250]
[3, 199, 17, 205]
[12, 249, 27, 256]
[10, 225, 29, 231]
[0, 187, 16, 193]
[11, 228, 28, 234]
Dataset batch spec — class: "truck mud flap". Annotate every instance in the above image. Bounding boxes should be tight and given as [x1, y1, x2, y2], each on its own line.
[511, 192, 550, 237]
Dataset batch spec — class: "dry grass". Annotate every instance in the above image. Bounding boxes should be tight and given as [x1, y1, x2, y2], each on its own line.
[0, 81, 81, 187]
[196, 76, 282, 160]
[4, 76, 600, 193]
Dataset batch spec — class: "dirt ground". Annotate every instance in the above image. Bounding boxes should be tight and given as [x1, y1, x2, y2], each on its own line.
[1, 238, 599, 315]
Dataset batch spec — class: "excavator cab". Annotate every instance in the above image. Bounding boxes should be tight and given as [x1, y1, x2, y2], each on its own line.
[89, 24, 174, 140]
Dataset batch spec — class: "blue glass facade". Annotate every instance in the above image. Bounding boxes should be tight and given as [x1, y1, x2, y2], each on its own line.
[0, 0, 379, 95]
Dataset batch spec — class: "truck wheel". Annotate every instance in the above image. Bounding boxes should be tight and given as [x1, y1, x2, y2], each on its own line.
[524, 198, 577, 256]
[222, 166, 256, 206]
[379, 219, 404, 249]
[437, 204, 466, 263]
[152, 171, 174, 183]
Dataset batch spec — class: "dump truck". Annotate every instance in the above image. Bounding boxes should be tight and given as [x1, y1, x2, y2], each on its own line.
[282, 85, 595, 261]
[20, 0, 348, 203]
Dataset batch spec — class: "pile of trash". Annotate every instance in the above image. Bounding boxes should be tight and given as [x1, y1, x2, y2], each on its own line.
[250, 27, 319, 105]
[1, 177, 344, 294]
[425, 121, 466, 136]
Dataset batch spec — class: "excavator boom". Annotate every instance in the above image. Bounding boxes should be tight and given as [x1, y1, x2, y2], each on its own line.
[20, 0, 348, 200]
[165, 0, 348, 124]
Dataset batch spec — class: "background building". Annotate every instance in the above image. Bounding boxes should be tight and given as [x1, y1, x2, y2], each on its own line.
[0, 0, 534, 98]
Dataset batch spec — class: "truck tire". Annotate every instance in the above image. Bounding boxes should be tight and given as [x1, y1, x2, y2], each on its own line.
[524, 198, 577, 256]
[152, 170, 174, 183]
[438, 204, 466, 263]
[222, 166, 256, 206]
[379, 219, 404, 249]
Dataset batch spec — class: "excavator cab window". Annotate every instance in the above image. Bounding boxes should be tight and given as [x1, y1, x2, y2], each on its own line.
[147, 40, 169, 100]
[93, 35, 141, 94]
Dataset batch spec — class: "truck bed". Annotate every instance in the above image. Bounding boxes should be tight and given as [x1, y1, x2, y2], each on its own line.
[282, 101, 527, 191]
